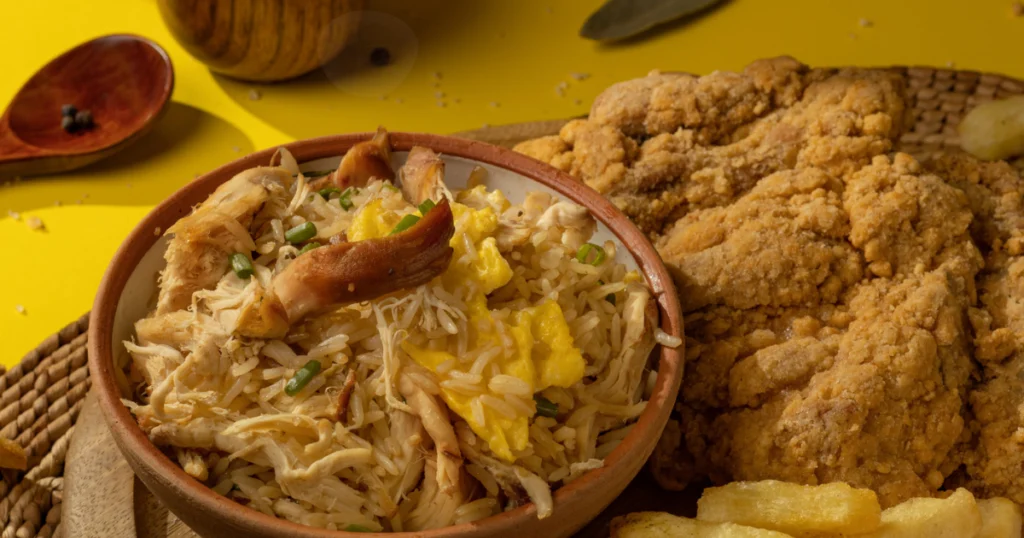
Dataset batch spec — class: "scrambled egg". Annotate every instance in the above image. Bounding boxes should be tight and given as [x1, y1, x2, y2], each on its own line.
[347, 199, 400, 242]
[350, 189, 587, 461]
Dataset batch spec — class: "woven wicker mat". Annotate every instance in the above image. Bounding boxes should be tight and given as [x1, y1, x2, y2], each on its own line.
[2, 65, 1023, 538]
[1, 313, 90, 538]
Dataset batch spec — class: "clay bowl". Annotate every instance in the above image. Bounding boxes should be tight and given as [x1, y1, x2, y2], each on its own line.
[88, 133, 684, 538]
[157, 0, 364, 82]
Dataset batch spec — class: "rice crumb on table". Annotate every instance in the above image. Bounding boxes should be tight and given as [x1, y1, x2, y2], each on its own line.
[1013, 1, 1023, 16]
[26, 216, 44, 231]
[7, 210, 20, 221]
[14, 304, 25, 315]
[859, 17, 873, 27]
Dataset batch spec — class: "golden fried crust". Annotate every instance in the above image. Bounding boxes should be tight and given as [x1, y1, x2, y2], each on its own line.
[518, 56, 1024, 508]
[927, 152, 1024, 505]
[676, 266, 976, 508]
[515, 57, 907, 237]
[845, 153, 982, 279]
[658, 167, 863, 312]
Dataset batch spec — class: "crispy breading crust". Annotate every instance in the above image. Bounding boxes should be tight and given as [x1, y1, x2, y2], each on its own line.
[518, 57, 1024, 508]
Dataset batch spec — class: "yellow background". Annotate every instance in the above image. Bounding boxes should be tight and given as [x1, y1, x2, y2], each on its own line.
[1, 0, 1022, 367]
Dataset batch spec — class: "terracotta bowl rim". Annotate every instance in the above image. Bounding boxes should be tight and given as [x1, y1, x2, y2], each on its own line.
[88, 132, 683, 537]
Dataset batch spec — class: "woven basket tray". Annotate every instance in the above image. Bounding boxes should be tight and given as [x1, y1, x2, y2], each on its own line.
[3, 65, 1023, 538]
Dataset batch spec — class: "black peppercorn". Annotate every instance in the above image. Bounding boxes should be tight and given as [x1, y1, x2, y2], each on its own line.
[61, 104, 77, 117]
[61, 115, 77, 133]
[370, 47, 391, 67]
[75, 110, 94, 129]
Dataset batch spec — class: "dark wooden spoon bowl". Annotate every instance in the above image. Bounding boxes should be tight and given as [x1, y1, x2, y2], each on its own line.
[0, 34, 174, 179]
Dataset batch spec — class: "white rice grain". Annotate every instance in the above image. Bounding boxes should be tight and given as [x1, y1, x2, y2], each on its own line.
[471, 397, 486, 426]
[488, 375, 531, 396]
[479, 394, 516, 418]
[655, 329, 682, 348]
[308, 334, 350, 357]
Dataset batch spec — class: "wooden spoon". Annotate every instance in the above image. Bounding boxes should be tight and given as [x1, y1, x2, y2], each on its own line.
[0, 34, 174, 179]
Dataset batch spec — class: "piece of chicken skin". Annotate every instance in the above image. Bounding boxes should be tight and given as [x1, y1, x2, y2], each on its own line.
[235, 199, 455, 338]
[309, 127, 394, 191]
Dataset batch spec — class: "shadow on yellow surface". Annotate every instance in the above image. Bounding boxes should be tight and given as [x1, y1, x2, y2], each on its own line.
[210, 0, 508, 139]
[1, 102, 253, 214]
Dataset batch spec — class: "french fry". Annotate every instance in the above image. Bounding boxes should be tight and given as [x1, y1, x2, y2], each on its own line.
[976, 497, 1022, 538]
[696, 480, 881, 537]
[958, 95, 1024, 161]
[873, 488, 981, 538]
[0, 436, 27, 470]
[610, 512, 795, 538]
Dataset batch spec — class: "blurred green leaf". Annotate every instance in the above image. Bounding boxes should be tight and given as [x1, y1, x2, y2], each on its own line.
[580, 0, 726, 41]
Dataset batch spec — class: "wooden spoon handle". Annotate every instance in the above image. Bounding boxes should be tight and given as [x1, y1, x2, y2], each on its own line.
[0, 123, 53, 178]
[0, 120, 110, 179]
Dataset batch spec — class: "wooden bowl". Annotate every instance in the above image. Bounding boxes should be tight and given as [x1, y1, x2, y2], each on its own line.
[88, 133, 684, 537]
[156, 0, 364, 82]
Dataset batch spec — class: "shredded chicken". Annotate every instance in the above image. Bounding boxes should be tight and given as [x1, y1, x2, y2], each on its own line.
[158, 167, 293, 314]
[125, 135, 661, 530]
[399, 374, 463, 495]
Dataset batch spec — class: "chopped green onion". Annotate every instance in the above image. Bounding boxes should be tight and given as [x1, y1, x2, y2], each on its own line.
[318, 187, 341, 199]
[338, 187, 356, 210]
[390, 214, 420, 235]
[418, 199, 436, 215]
[576, 243, 607, 266]
[229, 253, 253, 279]
[344, 524, 372, 533]
[285, 360, 322, 396]
[299, 242, 321, 255]
[534, 396, 559, 418]
[285, 222, 317, 244]
[383, 183, 400, 193]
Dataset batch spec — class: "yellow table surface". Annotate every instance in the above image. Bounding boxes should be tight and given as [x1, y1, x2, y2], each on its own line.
[1, 0, 1021, 367]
